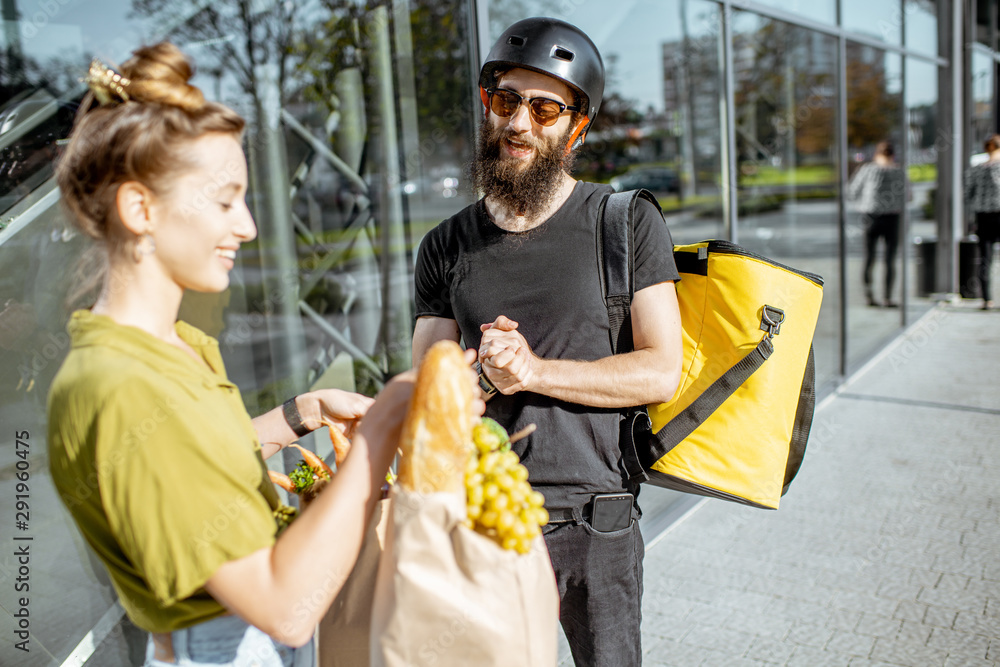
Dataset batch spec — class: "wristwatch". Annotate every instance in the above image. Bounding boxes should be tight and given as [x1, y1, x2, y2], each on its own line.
[474, 361, 498, 399]
[282, 396, 312, 438]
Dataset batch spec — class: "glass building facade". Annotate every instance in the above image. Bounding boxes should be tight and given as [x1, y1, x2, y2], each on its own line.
[0, 0, 990, 664]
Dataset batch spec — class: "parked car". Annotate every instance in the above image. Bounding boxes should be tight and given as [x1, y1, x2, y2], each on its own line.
[609, 167, 680, 195]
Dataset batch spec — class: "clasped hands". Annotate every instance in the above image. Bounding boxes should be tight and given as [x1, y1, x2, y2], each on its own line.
[478, 315, 535, 396]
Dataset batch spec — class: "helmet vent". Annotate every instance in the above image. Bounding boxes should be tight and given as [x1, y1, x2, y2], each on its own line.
[507, 35, 525, 46]
[551, 46, 575, 62]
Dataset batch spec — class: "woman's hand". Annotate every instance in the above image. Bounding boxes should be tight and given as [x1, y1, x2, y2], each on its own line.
[307, 388, 375, 439]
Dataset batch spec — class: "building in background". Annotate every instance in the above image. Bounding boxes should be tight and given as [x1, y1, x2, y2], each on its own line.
[0, 0, 993, 664]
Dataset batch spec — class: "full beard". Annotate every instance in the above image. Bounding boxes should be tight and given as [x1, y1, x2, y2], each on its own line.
[470, 116, 577, 220]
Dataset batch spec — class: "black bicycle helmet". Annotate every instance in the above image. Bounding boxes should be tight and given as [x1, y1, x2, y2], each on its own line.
[479, 17, 605, 151]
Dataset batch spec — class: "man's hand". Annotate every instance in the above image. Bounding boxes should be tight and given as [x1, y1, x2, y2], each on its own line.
[479, 316, 535, 395]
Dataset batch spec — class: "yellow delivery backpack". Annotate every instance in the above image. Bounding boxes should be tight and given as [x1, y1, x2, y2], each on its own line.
[599, 189, 824, 509]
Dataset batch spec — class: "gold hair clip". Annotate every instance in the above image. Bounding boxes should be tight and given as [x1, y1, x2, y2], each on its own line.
[84, 59, 131, 106]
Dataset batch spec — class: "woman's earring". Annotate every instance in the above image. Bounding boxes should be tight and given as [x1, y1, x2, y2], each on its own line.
[132, 233, 156, 263]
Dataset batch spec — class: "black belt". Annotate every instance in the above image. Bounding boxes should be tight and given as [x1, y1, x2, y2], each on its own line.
[547, 496, 641, 524]
[547, 505, 590, 524]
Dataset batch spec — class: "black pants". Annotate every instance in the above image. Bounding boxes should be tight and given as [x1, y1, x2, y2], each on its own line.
[976, 211, 1000, 301]
[543, 518, 644, 667]
[862, 213, 901, 302]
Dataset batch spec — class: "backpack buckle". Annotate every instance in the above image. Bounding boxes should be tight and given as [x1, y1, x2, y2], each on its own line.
[760, 305, 785, 338]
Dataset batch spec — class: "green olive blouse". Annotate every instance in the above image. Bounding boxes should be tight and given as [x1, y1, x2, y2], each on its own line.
[48, 310, 282, 633]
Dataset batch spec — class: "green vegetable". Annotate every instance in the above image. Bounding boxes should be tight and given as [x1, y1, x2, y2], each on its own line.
[288, 460, 321, 493]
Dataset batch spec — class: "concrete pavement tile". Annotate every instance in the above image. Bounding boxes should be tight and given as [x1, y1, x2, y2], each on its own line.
[683, 601, 735, 629]
[942, 657, 995, 666]
[826, 608, 864, 633]
[938, 515, 977, 531]
[715, 590, 775, 615]
[642, 615, 698, 643]
[785, 621, 835, 648]
[856, 613, 903, 639]
[909, 568, 944, 588]
[883, 548, 938, 569]
[874, 577, 924, 602]
[681, 625, 755, 656]
[870, 637, 949, 666]
[725, 607, 794, 639]
[927, 627, 992, 659]
[763, 578, 837, 606]
[830, 591, 898, 616]
[951, 610, 997, 635]
[983, 562, 1000, 582]
[786, 645, 853, 667]
[986, 598, 1000, 619]
[923, 605, 959, 629]
[893, 601, 929, 623]
[745, 636, 796, 664]
[643, 637, 711, 667]
[826, 630, 877, 657]
[988, 638, 1000, 661]
[935, 573, 973, 592]
[846, 659, 909, 667]
[917, 587, 989, 614]
[764, 596, 830, 621]
[896, 620, 934, 644]
[960, 530, 1000, 552]
[933, 554, 992, 579]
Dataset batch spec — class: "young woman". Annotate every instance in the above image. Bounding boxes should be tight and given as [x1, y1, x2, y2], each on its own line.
[48, 42, 479, 666]
[965, 134, 1000, 310]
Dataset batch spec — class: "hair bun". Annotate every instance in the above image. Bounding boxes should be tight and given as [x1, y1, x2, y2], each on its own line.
[120, 42, 205, 113]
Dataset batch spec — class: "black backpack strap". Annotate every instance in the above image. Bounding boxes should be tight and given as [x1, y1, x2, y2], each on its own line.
[640, 304, 785, 466]
[598, 189, 661, 354]
[598, 188, 661, 484]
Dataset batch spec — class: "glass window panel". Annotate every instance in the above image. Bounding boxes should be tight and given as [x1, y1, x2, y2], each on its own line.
[975, 0, 992, 46]
[483, 0, 727, 242]
[732, 12, 840, 389]
[480, 0, 727, 544]
[0, 0, 478, 663]
[904, 57, 939, 323]
[751, 0, 836, 27]
[842, 0, 903, 45]
[905, 0, 938, 57]
[970, 49, 995, 158]
[845, 42, 903, 370]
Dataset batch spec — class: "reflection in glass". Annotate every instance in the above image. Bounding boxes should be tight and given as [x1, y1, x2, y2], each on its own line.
[0, 0, 479, 664]
[731, 12, 839, 388]
[483, 0, 726, 242]
[905, 58, 939, 323]
[842, 0, 902, 45]
[970, 49, 995, 157]
[845, 42, 903, 369]
[905, 0, 938, 56]
[751, 0, 836, 26]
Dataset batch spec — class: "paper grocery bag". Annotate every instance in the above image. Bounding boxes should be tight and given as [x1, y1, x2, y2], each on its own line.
[370, 488, 559, 667]
[318, 497, 390, 667]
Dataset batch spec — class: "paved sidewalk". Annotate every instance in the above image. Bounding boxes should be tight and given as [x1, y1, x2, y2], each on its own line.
[635, 303, 1000, 667]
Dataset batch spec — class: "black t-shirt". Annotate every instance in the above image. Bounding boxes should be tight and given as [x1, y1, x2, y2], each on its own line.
[414, 181, 680, 510]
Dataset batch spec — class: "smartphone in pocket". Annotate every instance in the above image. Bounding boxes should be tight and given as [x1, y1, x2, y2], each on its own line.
[588, 493, 634, 532]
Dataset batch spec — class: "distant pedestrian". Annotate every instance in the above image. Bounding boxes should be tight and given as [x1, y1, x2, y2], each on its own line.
[964, 134, 1000, 309]
[848, 141, 905, 307]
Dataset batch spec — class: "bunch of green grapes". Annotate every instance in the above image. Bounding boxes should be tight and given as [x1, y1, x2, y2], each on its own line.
[465, 418, 548, 554]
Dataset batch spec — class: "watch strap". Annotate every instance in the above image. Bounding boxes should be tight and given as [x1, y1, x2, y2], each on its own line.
[474, 361, 498, 398]
[282, 397, 312, 438]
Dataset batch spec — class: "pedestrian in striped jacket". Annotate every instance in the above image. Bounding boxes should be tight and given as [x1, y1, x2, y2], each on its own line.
[964, 134, 1000, 309]
[849, 141, 905, 307]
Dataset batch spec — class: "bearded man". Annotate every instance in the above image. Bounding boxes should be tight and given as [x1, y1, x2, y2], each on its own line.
[411, 18, 683, 667]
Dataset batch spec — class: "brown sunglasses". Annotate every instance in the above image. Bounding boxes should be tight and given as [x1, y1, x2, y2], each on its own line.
[486, 88, 581, 127]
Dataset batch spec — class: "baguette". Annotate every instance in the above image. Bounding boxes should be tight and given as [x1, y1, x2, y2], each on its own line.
[398, 340, 475, 493]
